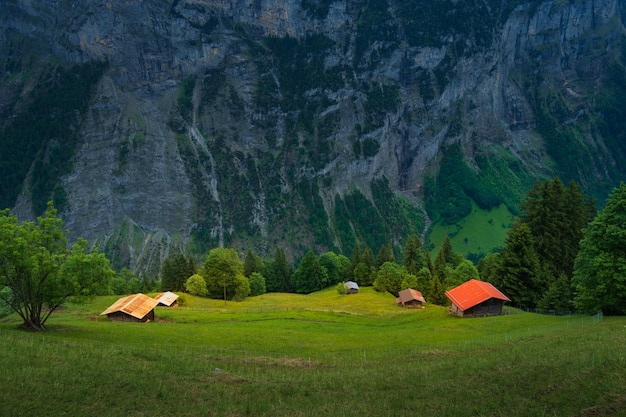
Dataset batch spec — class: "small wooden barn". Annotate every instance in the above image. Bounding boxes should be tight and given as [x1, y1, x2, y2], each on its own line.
[445, 279, 511, 318]
[155, 291, 179, 307]
[100, 293, 159, 322]
[396, 288, 426, 308]
[344, 281, 359, 294]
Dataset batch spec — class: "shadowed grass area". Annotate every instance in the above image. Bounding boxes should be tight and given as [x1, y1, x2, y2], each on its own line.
[0, 289, 623, 417]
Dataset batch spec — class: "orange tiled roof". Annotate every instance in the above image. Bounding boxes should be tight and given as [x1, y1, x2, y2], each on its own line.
[445, 279, 510, 311]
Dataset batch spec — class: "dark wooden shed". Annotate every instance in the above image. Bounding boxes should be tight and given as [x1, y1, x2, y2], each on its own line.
[396, 288, 426, 308]
[445, 279, 510, 318]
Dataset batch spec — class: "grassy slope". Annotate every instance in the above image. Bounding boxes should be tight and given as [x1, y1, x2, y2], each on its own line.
[0, 289, 624, 417]
[428, 202, 515, 256]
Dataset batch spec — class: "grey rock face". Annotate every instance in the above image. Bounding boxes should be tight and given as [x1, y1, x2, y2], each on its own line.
[0, 0, 623, 276]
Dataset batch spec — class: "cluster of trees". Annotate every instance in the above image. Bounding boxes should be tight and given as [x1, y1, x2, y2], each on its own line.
[159, 231, 480, 310]
[2, 180, 624, 332]
[478, 178, 596, 312]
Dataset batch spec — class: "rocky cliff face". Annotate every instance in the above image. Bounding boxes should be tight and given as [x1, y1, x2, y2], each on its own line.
[1, 0, 624, 276]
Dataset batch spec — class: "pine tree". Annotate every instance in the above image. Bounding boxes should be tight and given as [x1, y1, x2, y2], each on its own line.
[520, 178, 594, 287]
[496, 222, 543, 309]
[572, 182, 626, 314]
[294, 251, 328, 294]
[429, 274, 448, 306]
[402, 234, 427, 277]
[375, 243, 395, 267]
[243, 249, 255, 277]
[272, 247, 294, 293]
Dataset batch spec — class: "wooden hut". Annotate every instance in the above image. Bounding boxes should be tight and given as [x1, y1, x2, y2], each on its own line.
[344, 281, 359, 294]
[396, 288, 426, 308]
[100, 293, 159, 322]
[445, 279, 510, 318]
[155, 291, 179, 307]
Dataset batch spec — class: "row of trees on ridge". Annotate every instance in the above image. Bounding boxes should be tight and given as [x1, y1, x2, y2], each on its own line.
[1, 179, 625, 331]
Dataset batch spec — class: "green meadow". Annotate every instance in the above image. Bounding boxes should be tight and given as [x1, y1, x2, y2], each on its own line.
[428, 203, 515, 256]
[1, 288, 624, 417]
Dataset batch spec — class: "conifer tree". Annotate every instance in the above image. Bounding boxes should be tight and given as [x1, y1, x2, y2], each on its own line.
[416, 267, 433, 300]
[294, 251, 328, 294]
[161, 253, 196, 292]
[375, 243, 395, 267]
[572, 182, 626, 314]
[429, 274, 448, 306]
[272, 247, 294, 293]
[520, 178, 594, 284]
[243, 249, 261, 278]
[496, 222, 543, 308]
[402, 235, 428, 276]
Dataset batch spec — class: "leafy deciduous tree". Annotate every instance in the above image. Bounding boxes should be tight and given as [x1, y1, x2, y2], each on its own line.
[248, 272, 266, 296]
[185, 273, 208, 296]
[0, 204, 108, 331]
[201, 248, 248, 301]
[373, 262, 405, 297]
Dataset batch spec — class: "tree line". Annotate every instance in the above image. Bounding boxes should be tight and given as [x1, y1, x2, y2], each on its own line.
[1, 179, 625, 331]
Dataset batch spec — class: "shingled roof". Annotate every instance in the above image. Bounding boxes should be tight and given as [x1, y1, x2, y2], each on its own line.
[100, 293, 159, 320]
[154, 291, 179, 306]
[396, 288, 426, 305]
[445, 279, 510, 312]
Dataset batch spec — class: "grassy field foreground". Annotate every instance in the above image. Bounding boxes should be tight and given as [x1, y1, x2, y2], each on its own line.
[0, 288, 625, 417]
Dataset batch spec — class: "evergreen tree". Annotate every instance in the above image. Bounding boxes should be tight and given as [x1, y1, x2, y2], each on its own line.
[272, 247, 294, 293]
[261, 258, 275, 291]
[429, 274, 448, 306]
[538, 273, 573, 312]
[572, 182, 626, 314]
[520, 178, 594, 286]
[243, 249, 261, 278]
[402, 234, 427, 276]
[415, 267, 433, 300]
[432, 248, 448, 285]
[161, 254, 195, 292]
[319, 252, 340, 285]
[349, 242, 362, 280]
[496, 222, 543, 309]
[375, 243, 395, 267]
[477, 252, 501, 287]
[293, 251, 328, 294]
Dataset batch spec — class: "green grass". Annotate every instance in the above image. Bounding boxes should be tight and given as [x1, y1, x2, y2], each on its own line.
[0, 289, 624, 417]
[429, 202, 514, 256]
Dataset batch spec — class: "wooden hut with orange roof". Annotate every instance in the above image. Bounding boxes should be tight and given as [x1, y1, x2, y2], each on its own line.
[445, 279, 510, 318]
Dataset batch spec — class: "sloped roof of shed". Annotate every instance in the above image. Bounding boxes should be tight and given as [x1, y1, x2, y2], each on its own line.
[100, 293, 159, 319]
[445, 279, 510, 311]
[155, 291, 179, 306]
[396, 288, 425, 304]
[344, 281, 359, 290]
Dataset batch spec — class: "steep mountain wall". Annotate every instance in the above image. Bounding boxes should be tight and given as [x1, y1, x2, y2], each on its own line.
[0, 0, 624, 276]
